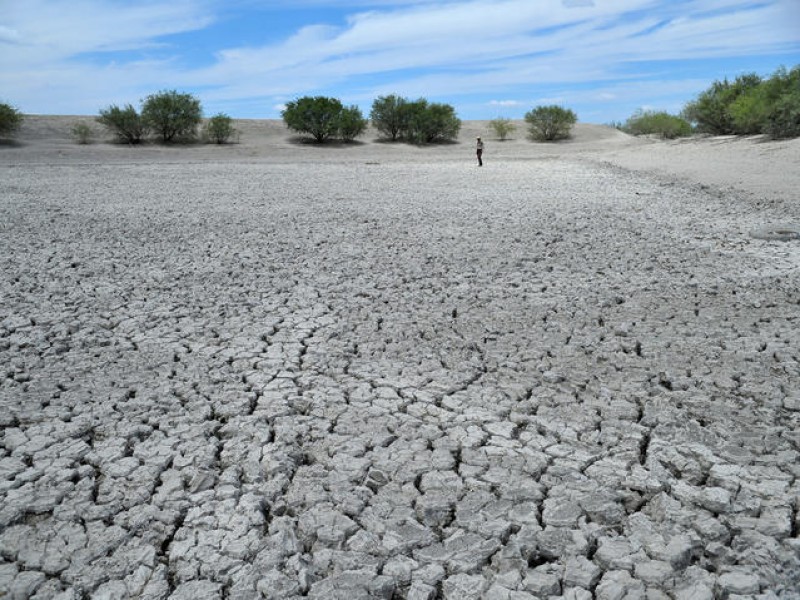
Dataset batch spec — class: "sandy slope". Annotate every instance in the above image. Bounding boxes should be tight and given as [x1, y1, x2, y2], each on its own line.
[4, 115, 800, 202]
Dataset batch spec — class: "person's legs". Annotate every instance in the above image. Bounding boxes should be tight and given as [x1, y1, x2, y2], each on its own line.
[477, 149, 483, 166]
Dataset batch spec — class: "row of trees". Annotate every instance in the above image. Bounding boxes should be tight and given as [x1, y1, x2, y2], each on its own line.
[96, 90, 236, 144]
[2, 64, 795, 143]
[284, 95, 577, 143]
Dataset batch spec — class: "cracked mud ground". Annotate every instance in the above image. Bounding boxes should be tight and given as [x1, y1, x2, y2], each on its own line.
[1, 158, 799, 600]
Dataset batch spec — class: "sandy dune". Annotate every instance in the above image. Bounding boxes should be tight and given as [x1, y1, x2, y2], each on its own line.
[1, 117, 799, 599]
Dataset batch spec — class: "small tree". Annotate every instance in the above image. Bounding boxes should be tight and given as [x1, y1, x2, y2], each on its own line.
[371, 94, 408, 140]
[203, 113, 236, 144]
[71, 122, 94, 144]
[525, 105, 577, 141]
[97, 104, 148, 144]
[283, 96, 344, 143]
[0, 103, 23, 139]
[337, 105, 368, 141]
[142, 90, 202, 142]
[489, 117, 515, 140]
[402, 100, 460, 143]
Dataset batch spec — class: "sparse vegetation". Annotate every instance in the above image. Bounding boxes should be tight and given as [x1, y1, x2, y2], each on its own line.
[71, 122, 94, 144]
[142, 90, 203, 142]
[97, 104, 148, 144]
[203, 113, 236, 144]
[0, 103, 23, 139]
[682, 66, 800, 138]
[525, 105, 577, 141]
[488, 117, 515, 140]
[622, 110, 692, 139]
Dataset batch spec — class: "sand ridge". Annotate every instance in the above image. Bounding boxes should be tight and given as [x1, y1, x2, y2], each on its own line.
[1, 116, 799, 599]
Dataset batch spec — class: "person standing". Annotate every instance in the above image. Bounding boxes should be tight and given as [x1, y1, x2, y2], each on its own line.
[476, 136, 484, 166]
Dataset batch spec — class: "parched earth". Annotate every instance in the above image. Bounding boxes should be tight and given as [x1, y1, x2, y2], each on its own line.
[1, 157, 799, 599]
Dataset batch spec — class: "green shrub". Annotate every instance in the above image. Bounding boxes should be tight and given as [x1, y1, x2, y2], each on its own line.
[282, 96, 368, 142]
[524, 105, 577, 141]
[761, 65, 800, 138]
[622, 110, 692, 139]
[682, 73, 762, 134]
[142, 90, 202, 142]
[369, 96, 460, 143]
[0, 103, 23, 138]
[728, 87, 769, 135]
[97, 104, 148, 144]
[337, 105, 368, 141]
[682, 66, 800, 138]
[489, 117, 515, 140]
[402, 100, 461, 143]
[71, 122, 93, 144]
[282, 96, 344, 143]
[203, 113, 236, 144]
[371, 94, 409, 141]
[764, 90, 800, 139]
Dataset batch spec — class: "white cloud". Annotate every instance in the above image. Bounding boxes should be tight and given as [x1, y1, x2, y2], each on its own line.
[489, 100, 523, 107]
[189, 0, 799, 102]
[0, 25, 21, 43]
[1, 0, 798, 116]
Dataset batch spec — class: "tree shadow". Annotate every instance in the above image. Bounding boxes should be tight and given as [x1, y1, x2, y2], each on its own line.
[371, 137, 461, 146]
[286, 135, 368, 147]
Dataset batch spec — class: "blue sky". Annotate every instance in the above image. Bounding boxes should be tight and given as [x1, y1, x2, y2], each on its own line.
[1, 0, 798, 123]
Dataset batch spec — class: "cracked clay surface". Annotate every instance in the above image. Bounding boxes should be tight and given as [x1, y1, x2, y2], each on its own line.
[1, 150, 799, 599]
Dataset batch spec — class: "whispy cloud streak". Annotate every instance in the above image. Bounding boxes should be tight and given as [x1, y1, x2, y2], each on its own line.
[1, 0, 798, 117]
[190, 0, 799, 106]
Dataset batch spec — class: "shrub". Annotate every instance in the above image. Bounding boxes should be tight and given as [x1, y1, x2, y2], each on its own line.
[764, 90, 800, 139]
[760, 65, 800, 139]
[0, 103, 23, 138]
[142, 90, 202, 142]
[489, 117, 515, 140]
[369, 96, 460, 143]
[682, 73, 762, 134]
[371, 94, 409, 141]
[622, 110, 692, 139]
[282, 96, 344, 143]
[402, 100, 461, 143]
[97, 104, 148, 144]
[282, 96, 368, 142]
[682, 66, 800, 138]
[337, 105, 368, 141]
[524, 105, 577, 141]
[71, 122, 93, 144]
[203, 113, 236, 144]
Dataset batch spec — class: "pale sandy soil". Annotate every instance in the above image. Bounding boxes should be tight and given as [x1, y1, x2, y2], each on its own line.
[1, 116, 799, 599]
[4, 116, 800, 200]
